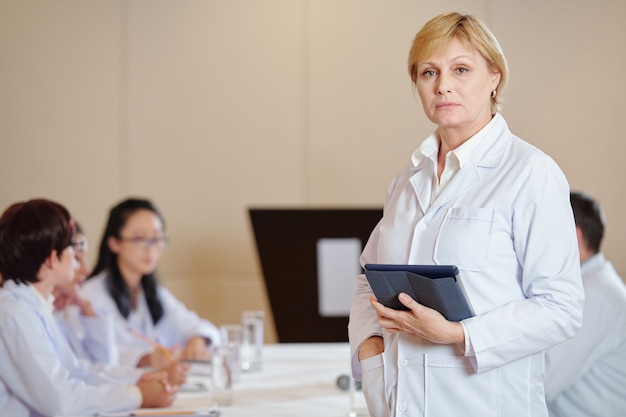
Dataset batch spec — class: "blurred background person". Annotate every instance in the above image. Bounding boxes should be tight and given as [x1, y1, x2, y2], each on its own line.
[544, 192, 626, 416]
[0, 198, 175, 417]
[81, 197, 221, 368]
[53, 221, 188, 387]
[53, 221, 116, 364]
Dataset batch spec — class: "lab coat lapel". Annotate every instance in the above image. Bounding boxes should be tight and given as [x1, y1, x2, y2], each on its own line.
[431, 164, 481, 212]
[5, 281, 58, 342]
[409, 168, 434, 214]
[429, 115, 509, 212]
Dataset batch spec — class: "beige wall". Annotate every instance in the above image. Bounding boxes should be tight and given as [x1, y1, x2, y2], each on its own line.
[1, 0, 625, 343]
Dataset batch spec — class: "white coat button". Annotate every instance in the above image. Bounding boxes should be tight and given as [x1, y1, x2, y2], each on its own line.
[399, 404, 407, 411]
[399, 359, 408, 367]
[417, 223, 426, 231]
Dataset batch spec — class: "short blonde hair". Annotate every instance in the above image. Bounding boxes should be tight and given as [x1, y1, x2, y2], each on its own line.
[408, 12, 508, 114]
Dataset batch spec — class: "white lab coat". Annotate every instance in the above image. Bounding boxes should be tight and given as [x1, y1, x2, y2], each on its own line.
[55, 304, 119, 364]
[80, 272, 221, 367]
[0, 281, 141, 417]
[54, 305, 143, 383]
[349, 114, 584, 417]
[545, 253, 626, 416]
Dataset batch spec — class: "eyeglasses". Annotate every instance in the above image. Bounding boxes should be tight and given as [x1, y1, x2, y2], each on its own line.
[68, 237, 87, 254]
[119, 236, 169, 249]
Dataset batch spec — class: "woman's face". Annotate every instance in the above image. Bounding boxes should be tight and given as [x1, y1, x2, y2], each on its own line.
[415, 37, 501, 134]
[72, 232, 90, 284]
[108, 209, 166, 286]
[53, 245, 77, 287]
[53, 232, 90, 295]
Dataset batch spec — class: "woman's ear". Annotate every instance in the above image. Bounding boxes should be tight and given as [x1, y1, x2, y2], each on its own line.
[42, 250, 58, 268]
[491, 70, 501, 91]
[38, 249, 60, 278]
[108, 235, 121, 254]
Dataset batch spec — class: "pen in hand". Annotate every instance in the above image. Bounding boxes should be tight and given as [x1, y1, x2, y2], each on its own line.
[127, 327, 175, 364]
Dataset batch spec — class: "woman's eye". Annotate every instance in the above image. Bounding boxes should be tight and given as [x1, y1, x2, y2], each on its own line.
[456, 67, 469, 74]
[422, 70, 436, 77]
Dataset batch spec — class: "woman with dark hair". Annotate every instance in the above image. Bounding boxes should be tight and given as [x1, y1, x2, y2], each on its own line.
[81, 197, 220, 368]
[52, 221, 189, 388]
[52, 221, 114, 363]
[0, 199, 175, 417]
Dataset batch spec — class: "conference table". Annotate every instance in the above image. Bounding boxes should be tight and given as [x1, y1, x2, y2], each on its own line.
[81, 343, 369, 417]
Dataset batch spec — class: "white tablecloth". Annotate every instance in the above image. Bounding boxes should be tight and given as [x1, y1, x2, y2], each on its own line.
[66, 343, 365, 417]
[179, 342, 357, 417]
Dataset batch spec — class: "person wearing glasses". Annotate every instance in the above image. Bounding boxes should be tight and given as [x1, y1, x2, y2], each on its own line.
[53, 222, 189, 387]
[52, 222, 116, 364]
[80, 197, 220, 368]
[0, 199, 175, 416]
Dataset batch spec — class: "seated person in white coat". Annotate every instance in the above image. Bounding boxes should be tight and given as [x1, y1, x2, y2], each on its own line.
[80, 197, 221, 368]
[0, 198, 175, 417]
[544, 192, 626, 416]
[52, 222, 119, 364]
[53, 222, 188, 386]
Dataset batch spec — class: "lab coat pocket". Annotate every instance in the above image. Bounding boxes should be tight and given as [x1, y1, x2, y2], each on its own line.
[424, 354, 499, 417]
[361, 354, 391, 417]
[434, 207, 494, 271]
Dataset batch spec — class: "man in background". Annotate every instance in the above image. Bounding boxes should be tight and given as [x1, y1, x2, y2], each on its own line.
[544, 191, 626, 416]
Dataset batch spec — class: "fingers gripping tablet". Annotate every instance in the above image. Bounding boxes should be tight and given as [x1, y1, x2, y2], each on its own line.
[364, 264, 474, 321]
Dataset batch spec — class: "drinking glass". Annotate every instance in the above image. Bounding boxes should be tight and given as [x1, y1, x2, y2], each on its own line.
[240, 310, 265, 372]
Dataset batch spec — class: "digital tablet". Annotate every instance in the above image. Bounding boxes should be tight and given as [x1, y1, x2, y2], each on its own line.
[365, 264, 460, 279]
[364, 264, 474, 321]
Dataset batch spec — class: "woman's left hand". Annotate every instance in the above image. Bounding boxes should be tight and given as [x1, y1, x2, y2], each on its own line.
[154, 361, 190, 387]
[371, 293, 465, 347]
[53, 284, 97, 317]
[180, 336, 211, 361]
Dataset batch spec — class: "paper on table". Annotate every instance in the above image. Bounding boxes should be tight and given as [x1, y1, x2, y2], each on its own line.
[98, 409, 219, 417]
[179, 380, 209, 393]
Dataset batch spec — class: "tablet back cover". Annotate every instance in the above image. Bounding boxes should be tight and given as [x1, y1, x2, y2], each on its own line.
[364, 268, 474, 321]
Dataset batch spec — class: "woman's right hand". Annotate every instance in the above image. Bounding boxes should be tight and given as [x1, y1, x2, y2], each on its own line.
[159, 361, 190, 387]
[137, 373, 177, 408]
[137, 346, 181, 369]
[358, 335, 384, 361]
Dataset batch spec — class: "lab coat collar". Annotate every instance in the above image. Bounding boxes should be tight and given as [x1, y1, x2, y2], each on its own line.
[410, 113, 507, 169]
[28, 283, 56, 316]
[466, 112, 509, 169]
[1, 279, 54, 315]
[581, 252, 605, 276]
[410, 113, 512, 212]
[2, 280, 63, 346]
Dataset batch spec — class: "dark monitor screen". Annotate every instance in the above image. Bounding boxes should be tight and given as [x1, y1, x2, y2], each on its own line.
[249, 208, 382, 343]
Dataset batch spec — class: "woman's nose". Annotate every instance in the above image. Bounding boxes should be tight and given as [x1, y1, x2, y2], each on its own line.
[436, 74, 452, 95]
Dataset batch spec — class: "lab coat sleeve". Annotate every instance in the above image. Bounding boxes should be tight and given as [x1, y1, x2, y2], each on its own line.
[544, 256, 626, 402]
[463, 158, 584, 373]
[543, 288, 604, 401]
[348, 275, 384, 381]
[156, 287, 221, 348]
[78, 307, 121, 365]
[348, 219, 386, 381]
[55, 304, 121, 366]
[58, 328, 143, 386]
[0, 307, 141, 416]
[87, 362, 144, 384]
[79, 275, 153, 367]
